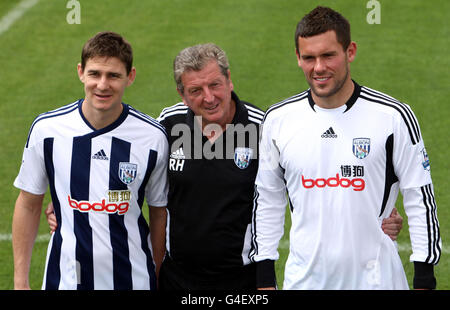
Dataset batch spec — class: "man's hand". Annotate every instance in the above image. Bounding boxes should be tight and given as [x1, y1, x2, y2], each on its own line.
[257, 287, 276, 290]
[45, 202, 57, 233]
[382, 208, 403, 241]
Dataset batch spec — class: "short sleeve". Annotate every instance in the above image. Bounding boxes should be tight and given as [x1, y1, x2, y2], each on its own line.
[14, 139, 48, 195]
[144, 136, 169, 207]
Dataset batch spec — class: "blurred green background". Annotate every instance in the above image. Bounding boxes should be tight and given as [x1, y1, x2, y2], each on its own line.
[0, 0, 448, 290]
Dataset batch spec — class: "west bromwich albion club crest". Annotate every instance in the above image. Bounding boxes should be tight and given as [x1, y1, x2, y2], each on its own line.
[353, 138, 370, 159]
[234, 147, 253, 169]
[119, 162, 137, 185]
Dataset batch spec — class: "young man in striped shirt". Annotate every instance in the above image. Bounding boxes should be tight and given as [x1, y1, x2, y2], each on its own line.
[251, 6, 441, 290]
[12, 32, 168, 290]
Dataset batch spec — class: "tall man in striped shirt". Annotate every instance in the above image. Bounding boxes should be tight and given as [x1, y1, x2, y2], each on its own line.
[251, 6, 441, 289]
[12, 32, 168, 290]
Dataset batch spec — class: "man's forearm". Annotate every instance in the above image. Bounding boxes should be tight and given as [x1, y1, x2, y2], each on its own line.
[12, 191, 44, 289]
[149, 206, 167, 277]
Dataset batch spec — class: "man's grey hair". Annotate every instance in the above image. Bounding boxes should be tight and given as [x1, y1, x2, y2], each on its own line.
[174, 43, 230, 94]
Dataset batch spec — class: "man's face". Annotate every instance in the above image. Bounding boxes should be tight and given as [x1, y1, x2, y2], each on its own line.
[78, 56, 135, 114]
[296, 30, 356, 99]
[178, 60, 235, 129]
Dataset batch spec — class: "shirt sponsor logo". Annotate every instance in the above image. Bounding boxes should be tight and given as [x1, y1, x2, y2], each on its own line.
[302, 173, 365, 191]
[234, 147, 253, 169]
[119, 162, 137, 184]
[353, 138, 371, 159]
[68, 195, 129, 215]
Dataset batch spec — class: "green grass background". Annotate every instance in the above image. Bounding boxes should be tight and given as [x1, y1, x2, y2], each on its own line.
[0, 0, 448, 290]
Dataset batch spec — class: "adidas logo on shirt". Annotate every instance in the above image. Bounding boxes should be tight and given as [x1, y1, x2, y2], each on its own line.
[169, 148, 185, 171]
[170, 148, 186, 160]
[92, 149, 109, 160]
[321, 127, 337, 138]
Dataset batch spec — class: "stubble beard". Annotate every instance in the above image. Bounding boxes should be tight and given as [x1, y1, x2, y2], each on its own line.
[309, 67, 349, 99]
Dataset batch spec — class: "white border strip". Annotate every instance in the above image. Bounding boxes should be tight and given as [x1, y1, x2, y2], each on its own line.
[0, 233, 50, 242]
[0, 0, 39, 36]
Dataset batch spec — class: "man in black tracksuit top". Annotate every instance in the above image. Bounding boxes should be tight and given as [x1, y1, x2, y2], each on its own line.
[157, 44, 264, 289]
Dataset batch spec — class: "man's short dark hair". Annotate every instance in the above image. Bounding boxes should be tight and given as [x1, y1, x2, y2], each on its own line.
[295, 6, 351, 53]
[81, 31, 133, 74]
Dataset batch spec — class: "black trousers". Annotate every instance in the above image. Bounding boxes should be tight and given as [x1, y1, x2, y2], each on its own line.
[159, 256, 256, 290]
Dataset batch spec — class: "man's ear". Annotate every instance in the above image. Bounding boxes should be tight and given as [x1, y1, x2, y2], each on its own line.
[227, 69, 234, 92]
[127, 67, 137, 87]
[177, 88, 188, 106]
[295, 48, 302, 68]
[77, 63, 85, 83]
[347, 41, 357, 63]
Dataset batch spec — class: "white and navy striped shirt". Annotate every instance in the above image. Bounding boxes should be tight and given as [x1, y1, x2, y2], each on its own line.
[14, 99, 169, 290]
[251, 81, 441, 289]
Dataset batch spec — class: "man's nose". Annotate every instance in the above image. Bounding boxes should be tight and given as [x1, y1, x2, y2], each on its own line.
[97, 75, 109, 90]
[314, 58, 327, 74]
[203, 87, 214, 103]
